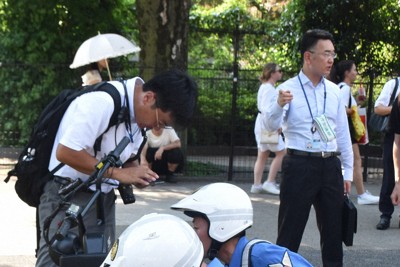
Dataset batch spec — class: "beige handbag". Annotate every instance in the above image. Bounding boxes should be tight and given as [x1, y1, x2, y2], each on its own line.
[260, 130, 279, 144]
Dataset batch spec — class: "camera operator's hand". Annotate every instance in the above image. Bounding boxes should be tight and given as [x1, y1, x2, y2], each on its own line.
[111, 165, 159, 188]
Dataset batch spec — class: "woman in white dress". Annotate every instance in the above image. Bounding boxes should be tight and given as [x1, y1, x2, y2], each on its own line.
[252, 63, 285, 195]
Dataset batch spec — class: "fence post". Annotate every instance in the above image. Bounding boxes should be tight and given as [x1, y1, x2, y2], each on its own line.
[228, 24, 240, 181]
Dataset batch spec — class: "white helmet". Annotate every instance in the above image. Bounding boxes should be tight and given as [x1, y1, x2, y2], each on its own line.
[101, 213, 203, 267]
[171, 183, 253, 242]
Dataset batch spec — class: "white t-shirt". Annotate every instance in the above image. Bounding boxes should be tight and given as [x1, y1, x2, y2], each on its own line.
[338, 82, 356, 108]
[146, 128, 180, 148]
[49, 77, 144, 192]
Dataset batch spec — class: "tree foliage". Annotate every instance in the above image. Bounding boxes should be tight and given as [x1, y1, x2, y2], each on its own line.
[1, 0, 400, 147]
[189, 0, 287, 69]
[279, 0, 400, 76]
[0, 0, 135, 144]
[136, 0, 191, 80]
[187, 0, 287, 146]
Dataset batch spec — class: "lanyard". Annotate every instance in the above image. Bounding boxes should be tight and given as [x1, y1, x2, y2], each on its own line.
[119, 79, 136, 143]
[297, 75, 326, 133]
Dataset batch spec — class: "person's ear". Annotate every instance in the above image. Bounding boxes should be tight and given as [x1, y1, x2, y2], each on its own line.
[304, 51, 312, 64]
[143, 91, 156, 105]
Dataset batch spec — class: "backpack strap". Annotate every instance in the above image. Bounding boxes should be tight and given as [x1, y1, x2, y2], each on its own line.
[92, 82, 125, 152]
[389, 77, 399, 106]
[241, 239, 271, 267]
[338, 84, 352, 109]
[349, 92, 352, 109]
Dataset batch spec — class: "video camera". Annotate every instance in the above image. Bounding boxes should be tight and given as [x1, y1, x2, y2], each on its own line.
[46, 137, 132, 267]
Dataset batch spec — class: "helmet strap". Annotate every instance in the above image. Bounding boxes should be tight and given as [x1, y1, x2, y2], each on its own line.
[207, 239, 223, 260]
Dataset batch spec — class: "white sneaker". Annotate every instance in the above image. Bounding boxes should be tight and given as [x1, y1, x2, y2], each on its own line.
[250, 184, 263, 194]
[262, 182, 280, 195]
[357, 190, 379, 205]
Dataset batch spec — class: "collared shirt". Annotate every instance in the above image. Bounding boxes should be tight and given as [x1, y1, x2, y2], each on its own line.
[374, 77, 400, 107]
[207, 258, 224, 267]
[266, 70, 353, 181]
[49, 77, 144, 193]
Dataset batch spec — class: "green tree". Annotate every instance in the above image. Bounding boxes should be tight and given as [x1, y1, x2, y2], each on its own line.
[187, 1, 286, 146]
[189, 0, 287, 69]
[280, 0, 400, 75]
[0, 0, 135, 144]
[136, 0, 191, 80]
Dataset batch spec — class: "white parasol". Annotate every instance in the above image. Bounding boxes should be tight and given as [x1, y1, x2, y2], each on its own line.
[70, 33, 141, 80]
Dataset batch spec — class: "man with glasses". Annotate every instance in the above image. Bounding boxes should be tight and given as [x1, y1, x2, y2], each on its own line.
[265, 29, 353, 266]
[35, 69, 198, 267]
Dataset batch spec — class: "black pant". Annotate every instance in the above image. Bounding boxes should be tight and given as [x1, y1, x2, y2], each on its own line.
[379, 132, 395, 219]
[276, 154, 344, 267]
[145, 147, 183, 174]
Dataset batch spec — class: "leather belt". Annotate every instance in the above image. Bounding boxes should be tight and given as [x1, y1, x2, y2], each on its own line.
[287, 148, 341, 158]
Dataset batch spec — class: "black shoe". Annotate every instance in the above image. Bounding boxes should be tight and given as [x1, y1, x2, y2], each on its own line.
[376, 217, 390, 230]
[165, 174, 178, 183]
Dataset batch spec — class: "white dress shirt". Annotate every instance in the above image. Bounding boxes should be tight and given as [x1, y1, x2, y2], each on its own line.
[265, 70, 354, 181]
[49, 78, 144, 192]
[374, 78, 400, 107]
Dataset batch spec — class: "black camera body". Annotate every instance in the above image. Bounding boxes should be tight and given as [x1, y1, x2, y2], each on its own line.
[117, 183, 136, 204]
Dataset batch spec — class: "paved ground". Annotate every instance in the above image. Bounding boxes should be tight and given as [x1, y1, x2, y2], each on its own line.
[1, 173, 399, 266]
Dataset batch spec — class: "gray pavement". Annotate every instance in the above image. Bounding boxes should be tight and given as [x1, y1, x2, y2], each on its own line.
[1, 173, 399, 266]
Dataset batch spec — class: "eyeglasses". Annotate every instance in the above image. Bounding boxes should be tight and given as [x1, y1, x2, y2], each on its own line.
[308, 50, 337, 59]
[275, 69, 283, 73]
[155, 108, 166, 129]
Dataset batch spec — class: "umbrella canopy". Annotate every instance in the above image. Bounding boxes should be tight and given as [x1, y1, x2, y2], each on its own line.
[70, 33, 141, 69]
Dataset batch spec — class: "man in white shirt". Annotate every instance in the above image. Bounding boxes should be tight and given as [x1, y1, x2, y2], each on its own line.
[265, 29, 353, 266]
[35, 69, 198, 267]
[374, 76, 400, 230]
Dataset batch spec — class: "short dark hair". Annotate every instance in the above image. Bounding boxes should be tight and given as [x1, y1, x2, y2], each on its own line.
[143, 69, 198, 128]
[300, 29, 335, 58]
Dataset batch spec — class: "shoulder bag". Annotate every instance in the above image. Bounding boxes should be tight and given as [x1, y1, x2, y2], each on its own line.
[348, 93, 365, 141]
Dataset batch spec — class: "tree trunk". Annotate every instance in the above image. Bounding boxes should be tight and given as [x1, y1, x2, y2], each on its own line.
[136, 0, 191, 81]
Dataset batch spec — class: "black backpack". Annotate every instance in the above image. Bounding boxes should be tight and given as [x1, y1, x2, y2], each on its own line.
[4, 81, 129, 207]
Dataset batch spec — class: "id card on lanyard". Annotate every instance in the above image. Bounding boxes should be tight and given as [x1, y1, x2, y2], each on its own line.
[298, 75, 336, 145]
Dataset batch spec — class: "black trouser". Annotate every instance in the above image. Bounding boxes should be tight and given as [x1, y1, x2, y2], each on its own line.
[379, 132, 395, 219]
[276, 154, 344, 267]
[145, 147, 184, 174]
